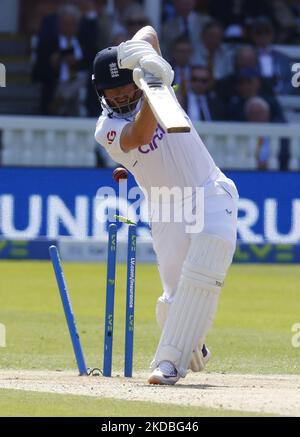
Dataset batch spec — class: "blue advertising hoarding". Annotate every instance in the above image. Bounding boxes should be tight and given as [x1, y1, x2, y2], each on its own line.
[0, 168, 300, 262]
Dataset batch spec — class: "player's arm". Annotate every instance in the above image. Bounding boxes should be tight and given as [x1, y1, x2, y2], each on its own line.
[120, 100, 157, 152]
[118, 27, 172, 152]
[131, 26, 162, 56]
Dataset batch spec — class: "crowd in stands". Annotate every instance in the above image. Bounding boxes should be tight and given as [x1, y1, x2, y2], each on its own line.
[31, 0, 300, 169]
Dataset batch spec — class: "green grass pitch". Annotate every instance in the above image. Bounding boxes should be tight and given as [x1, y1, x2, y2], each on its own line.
[0, 261, 299, 416]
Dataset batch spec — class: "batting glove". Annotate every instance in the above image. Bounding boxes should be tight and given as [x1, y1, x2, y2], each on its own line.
[117, 40, 156, 70]
[139, 53, 174, 86]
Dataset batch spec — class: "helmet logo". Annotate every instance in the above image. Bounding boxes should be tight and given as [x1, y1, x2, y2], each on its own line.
[109, 62, 119, 78]
[107, 130, 117, 144]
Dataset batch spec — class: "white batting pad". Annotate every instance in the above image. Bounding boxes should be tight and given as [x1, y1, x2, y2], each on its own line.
[151, 233, 234, 377]
[156, 296, 209, 372]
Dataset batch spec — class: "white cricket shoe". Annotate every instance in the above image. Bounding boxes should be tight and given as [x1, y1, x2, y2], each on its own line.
[148, 361, 180, 385]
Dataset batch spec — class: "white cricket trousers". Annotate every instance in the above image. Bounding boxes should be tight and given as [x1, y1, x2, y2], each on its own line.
[151, 173, 239, 302]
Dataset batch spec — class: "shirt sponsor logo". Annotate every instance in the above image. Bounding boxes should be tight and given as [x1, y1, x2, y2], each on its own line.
[107, 130, 117, 144]
[138, 124, 165, 154]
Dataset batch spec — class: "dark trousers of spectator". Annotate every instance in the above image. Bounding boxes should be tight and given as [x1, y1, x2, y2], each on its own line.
[39, 81, 56, 115]
[279, 139, 290, 171]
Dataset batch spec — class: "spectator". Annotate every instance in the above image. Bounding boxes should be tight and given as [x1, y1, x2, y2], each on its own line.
[250, 16, 294, 94]
[193, 21, 233, 80]
[76, 2, 101, 71]
[123, 4, 150, 39]
[245, 96, 290, 170]
[216, 45, 274, 101]
[37, 1, 110, 66]
[171, 36, 193, 102]
[161, 0, 210, 60]
[183, 65, 227, 121]
[208, 0, 274, 30]
[110, 32, 129, 47]
[228, 67, 285, 122]
[161, 0, 177, 22]
[109, 0, 142, 39]
[78, 0, 118, 117]
[33, 5, 86, 116]
[272, 0, 300, 43]
[245, 97, 271, 169]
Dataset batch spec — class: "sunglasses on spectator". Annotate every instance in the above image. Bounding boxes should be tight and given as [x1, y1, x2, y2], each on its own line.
[191, 77, 209, 83]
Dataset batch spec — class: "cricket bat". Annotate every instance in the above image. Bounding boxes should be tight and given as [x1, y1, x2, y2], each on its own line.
[139, 73, 191, 134]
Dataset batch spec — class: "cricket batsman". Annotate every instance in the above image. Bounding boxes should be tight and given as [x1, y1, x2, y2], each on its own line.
[93, 26, 239, 385]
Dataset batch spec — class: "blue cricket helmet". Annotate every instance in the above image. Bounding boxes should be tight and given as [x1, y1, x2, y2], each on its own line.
[92, 46, 133, 96]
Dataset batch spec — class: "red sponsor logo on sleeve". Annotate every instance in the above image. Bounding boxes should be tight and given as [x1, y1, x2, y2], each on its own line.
[107, 130, 117, 145]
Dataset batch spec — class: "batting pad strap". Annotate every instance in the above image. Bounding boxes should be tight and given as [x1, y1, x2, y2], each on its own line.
[181, 263, 223, 293]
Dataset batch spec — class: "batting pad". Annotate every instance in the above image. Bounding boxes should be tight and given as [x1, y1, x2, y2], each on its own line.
[151, 233, 234, 377]
[156, 296, 208, 372]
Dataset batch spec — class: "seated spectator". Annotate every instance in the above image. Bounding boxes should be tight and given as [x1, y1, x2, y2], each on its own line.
[33, 5, 86, 116]
[245, 96, 290, 170]
[123, 4, 150, 39]
[216, 45, 274, 101]
[161, 0, 210, 60]
[183, 65, 227, 121]
[171, 36, 193, 102]
[208, 0, 274, 31]
[228, 67, 285, 122]
[272, 0, 300, 44]
[245, 97, 272, 169]
[78, 0, 112, 64]
[250, 16, 294, 94]
[37, 1, 110, 66]
[161, 0, 177, 22]
[111, 32, 130, 46]
[193, 21, 233, 80]
[110, 0, 142, 40]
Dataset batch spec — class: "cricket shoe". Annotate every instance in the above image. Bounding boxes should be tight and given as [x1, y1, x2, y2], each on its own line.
[148, 361, 180, 385]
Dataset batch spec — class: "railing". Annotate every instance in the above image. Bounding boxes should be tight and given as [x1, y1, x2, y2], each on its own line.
[0, 116, 300, 169]
[0, 116, 96, 167]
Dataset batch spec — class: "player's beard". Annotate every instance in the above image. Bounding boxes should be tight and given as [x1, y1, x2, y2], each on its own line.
[104, 89, 143, 115]
[103, 88, 143, 116]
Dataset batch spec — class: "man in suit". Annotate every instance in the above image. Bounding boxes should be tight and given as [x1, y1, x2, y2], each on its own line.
[184, 65, 227, 121]
[170, 36, 193, 104]
[250, 16, 294, 94]
[33, 4, 86, 115]
[245, 96, 290, 170]
[216, 45, 275, 101]
[161, 0, 211, 60]
[192, 21, 233, 80]
[228, 67, 285, 122]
